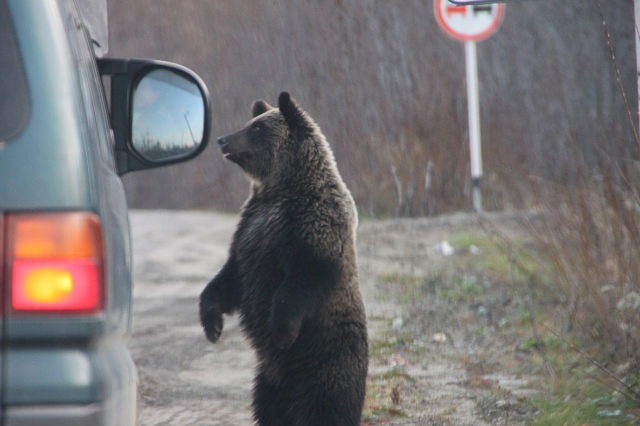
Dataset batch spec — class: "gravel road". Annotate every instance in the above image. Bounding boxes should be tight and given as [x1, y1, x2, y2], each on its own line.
[130, 210, 254, 426]
[129, 210, 537, 426]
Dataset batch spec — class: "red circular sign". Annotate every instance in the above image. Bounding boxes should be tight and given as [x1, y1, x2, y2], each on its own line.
[434, 0, 505, 42]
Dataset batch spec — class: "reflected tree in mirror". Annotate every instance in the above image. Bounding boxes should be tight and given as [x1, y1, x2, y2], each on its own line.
[132, 69, 205, 162]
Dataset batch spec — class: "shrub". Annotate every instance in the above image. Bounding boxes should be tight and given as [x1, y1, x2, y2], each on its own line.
[532, 160, 640, 366]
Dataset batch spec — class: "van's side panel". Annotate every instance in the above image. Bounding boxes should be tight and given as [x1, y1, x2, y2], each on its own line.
[1, 1, 136, 425]
[0, 0, 94, 210]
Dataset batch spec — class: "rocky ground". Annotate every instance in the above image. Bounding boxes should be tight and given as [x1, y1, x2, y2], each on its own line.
[129, 210, 545, 425]
[357, 213, 542, 425]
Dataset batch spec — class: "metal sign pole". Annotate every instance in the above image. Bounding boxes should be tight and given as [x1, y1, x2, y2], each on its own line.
[465, 40, 483, 212]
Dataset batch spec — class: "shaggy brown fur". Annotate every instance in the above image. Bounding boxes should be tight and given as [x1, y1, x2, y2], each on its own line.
[200, 92, 368, 426]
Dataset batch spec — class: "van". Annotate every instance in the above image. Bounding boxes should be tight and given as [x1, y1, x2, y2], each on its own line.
[0, 1, 211, 424]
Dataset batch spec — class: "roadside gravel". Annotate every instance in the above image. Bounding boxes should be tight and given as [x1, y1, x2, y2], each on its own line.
[129, 210, 540, 426]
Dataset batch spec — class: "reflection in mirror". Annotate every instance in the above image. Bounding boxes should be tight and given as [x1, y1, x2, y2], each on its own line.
[132, 69, 205, 162]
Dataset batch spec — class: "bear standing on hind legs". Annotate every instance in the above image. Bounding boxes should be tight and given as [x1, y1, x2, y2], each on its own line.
[199, 92, 368, 426]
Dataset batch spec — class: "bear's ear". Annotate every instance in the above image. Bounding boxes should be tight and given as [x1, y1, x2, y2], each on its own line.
[278, 92, 309, 132]
[252, 100, 272, 117]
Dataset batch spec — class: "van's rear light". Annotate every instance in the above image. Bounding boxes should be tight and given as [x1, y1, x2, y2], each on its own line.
[5, 212, 104, 314]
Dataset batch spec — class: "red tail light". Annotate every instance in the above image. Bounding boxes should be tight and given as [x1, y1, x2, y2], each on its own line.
[5, 212, 104, 314]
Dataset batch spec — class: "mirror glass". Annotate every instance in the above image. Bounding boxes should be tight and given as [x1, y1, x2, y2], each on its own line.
[132, 69, 205, 162]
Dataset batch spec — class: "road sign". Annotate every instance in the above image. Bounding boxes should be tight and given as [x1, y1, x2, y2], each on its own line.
[434, 0, 505, 42]
[434, 0, 506, 211]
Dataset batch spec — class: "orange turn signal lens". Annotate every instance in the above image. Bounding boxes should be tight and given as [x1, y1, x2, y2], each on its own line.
[9, 212, 103, 259]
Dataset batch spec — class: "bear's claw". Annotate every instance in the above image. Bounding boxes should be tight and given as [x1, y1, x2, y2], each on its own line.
[201, 307, 223, 343]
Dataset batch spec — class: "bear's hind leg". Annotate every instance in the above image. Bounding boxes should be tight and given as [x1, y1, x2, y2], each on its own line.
[287, 384, 363, 426]
[252, 372, 291, 426]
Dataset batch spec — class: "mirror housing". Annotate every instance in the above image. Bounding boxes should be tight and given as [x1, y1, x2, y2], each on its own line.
[98, 58, 211, 175]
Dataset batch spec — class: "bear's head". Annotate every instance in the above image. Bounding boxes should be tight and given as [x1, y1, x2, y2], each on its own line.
[217, 92, 320, 184]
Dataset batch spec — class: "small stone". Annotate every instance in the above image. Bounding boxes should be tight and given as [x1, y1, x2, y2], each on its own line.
[432, 332, 448, 343]
[392, 317, 404, 330]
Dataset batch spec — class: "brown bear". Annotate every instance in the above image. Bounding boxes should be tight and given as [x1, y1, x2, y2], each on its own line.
[199, 92, 368, 426]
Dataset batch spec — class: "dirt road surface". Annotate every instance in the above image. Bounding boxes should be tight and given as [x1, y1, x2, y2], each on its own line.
[129, 210, 538, 426]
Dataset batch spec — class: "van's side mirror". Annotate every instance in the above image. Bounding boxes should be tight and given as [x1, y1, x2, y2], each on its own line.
[98, 58, 211, 175]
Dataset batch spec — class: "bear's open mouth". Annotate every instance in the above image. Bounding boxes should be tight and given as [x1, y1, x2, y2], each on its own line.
[221, 148, 249, 163]
[220, 145, 234, 159]
[222, 152, 236, 162]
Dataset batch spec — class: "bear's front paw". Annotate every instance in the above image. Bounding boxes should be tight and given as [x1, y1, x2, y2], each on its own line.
[200, 306, 224, 343]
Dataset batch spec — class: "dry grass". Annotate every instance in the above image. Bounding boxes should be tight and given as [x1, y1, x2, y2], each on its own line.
[532, 164, 640, 367]
[527, 159, 640, 425]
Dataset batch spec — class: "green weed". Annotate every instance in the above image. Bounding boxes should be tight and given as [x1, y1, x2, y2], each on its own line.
[449, 231, 552, 286]
[531, 379, 639, 425]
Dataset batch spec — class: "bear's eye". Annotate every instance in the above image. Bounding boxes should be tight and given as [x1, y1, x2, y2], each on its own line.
[251, 123, 262, 133]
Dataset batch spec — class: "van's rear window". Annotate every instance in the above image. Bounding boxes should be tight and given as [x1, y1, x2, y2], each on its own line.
[0, 0, 30, 141]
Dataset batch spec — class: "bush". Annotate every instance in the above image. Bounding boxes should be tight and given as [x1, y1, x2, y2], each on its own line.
[533, 159, 640, 366]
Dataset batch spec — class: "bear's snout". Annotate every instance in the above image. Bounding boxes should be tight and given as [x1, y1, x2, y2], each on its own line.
[217, 135, 246, 163]
[217, 136, 229, 148]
